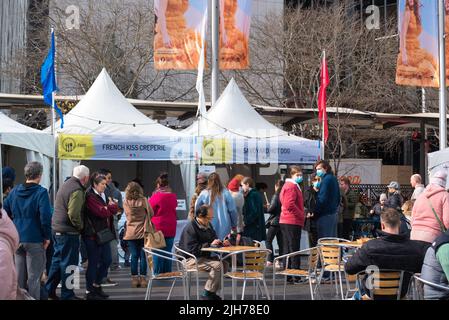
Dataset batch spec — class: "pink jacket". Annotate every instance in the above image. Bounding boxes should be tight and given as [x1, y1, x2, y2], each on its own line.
[0, 209, 20, 300]
[411, 184, 449, 243]
[149, 190, 177, 238]
[279, 179, 305, 227]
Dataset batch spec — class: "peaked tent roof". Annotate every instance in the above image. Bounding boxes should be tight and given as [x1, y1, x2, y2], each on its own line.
[46, 68, 184, 137]
[0, 111, 53, 156]
[184, 78, 313, 142]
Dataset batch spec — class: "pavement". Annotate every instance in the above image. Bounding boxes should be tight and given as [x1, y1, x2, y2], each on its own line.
[70, 263, 345, 301]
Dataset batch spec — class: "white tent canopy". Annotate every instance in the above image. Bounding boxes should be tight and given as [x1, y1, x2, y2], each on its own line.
[184, 78, 321, 164]
[0, 112, 54, 194]
[46, 68, 183, 137]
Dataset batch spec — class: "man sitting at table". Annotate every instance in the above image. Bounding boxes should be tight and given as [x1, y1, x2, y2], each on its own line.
[345, 208, 428, 299]
[179, 205, 229, 300]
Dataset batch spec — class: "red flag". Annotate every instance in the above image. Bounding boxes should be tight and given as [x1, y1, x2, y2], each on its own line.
[318, 53, 329, 143]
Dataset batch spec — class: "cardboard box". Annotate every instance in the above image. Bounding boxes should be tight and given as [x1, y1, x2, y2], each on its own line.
[381, 165, 413, 185]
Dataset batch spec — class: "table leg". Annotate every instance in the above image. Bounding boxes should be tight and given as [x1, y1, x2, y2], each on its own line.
[232, 255, 237, 300]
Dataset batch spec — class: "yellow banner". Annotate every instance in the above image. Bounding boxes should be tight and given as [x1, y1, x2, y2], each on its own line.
[201, 138, 233, 164]
[220, 0, 252, 70]
[58, 134, 96, 160]
[154, 0, 208, 70]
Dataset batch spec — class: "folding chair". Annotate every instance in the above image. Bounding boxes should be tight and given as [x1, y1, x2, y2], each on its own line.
[413, 275, 449, 300]
[355, 269, 413, 300]
[143, 247, 188, 300]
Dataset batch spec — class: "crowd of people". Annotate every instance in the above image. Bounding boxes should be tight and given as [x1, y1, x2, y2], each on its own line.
[1, 159, 449, 300]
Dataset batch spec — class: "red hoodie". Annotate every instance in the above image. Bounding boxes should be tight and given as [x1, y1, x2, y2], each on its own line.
[279, 179, 305, 227]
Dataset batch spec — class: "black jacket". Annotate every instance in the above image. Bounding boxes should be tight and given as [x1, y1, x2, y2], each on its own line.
[266, 193, 281, 226]
[385, 192, 403, 211]
[345, 231, 428, 298]
[179, 219, 218, 259]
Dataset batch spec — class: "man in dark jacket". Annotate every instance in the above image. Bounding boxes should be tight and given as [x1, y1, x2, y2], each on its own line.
[345, 208, 428, 299]
[339, 177, 359, 240]
[420, 229, 449, 300]
[385, 181, 403, 211]
[45, 165, 90, 300]
[3, 161, 52, 300]
[314, 160, 340, 239]
[179, 205, 228, 300]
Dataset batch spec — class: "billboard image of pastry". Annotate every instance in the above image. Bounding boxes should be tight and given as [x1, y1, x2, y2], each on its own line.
[219, 0, 252, 70]
[154, 0, 208, 70]
[396, 0, 439, 87]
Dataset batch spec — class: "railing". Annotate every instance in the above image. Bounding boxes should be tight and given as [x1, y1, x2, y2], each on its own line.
[350, 184, 414, 207]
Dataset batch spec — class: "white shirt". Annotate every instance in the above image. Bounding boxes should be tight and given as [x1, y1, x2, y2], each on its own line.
[93, 188, 107, 203]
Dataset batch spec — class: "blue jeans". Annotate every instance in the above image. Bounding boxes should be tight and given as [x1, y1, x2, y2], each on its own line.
[316, 214, 338, 240]
[153, 237, 174, 275]
[128, 239, 147, 276]
[83, 238, 112, 292]
[45, 234, 80, 300]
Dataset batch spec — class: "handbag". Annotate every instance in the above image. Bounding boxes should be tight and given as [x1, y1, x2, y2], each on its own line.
[426, 196, 447, 233]
[87, 216, 115, 245]
[143, 201, 166, 249]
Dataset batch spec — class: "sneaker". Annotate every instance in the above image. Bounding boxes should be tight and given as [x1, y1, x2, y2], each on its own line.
[93, 286, 109, 299]
[85, 291, 106, 301]
[100, 278, 118, 287]
[274, 260, 283, 270]
[47, 293, 60, 301]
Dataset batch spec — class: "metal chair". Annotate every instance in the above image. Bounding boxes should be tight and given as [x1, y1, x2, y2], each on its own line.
[173, 242, 200, 300]
[413, 275, 449, 300]
[272, 247, 321, 300]
[143, 247, 189, 300]
[317, 237, 352, 300]
[222, 248, 272, 300]
[355, 269, 413, 300]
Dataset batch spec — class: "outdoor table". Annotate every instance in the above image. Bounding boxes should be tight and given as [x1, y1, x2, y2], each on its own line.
[201, 245, 257, 300]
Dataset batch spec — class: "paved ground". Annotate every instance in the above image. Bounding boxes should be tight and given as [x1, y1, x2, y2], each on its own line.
[70, 263, 345, 300]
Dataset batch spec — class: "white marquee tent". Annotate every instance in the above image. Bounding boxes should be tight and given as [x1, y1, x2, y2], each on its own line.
[0, 111, 54, 199]
[44, 69, 195, 215]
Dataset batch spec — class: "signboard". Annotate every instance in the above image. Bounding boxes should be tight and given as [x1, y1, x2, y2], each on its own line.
[176, 199, 187, 211]
[198, 165, 216, 175]
[58, 134, 196, 161]
[337, 159, 382, 185]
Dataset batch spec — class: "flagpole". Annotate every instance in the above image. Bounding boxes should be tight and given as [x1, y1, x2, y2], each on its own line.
[438, 0, 447, 150]
[51, 27, 57, 204]
[322, 50, 326, 159]
[211, 0, 219, 106]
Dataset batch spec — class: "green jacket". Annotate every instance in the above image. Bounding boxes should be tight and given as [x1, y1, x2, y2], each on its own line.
[341, 189, 359, 221]
[243, 189, 266, 241]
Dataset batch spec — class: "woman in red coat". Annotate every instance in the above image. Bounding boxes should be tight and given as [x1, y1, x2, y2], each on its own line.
[279, 166, 305, 275]
[83, 173, 118, 300]
[149, 173, 177, 275]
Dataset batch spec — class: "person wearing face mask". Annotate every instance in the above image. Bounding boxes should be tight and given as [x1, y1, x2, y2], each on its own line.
[304, 177, 321, 248]
[241, 177, 266, 242]
[314, 160, 340, 240]
[279, 166, 305, 276]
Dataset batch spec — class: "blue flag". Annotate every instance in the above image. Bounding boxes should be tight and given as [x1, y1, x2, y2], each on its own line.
[41, 31, 64, 128]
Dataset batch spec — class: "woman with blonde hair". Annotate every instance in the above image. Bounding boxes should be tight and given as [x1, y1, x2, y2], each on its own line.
[195, 172, 238, 240]
[123, 182, 152, 288]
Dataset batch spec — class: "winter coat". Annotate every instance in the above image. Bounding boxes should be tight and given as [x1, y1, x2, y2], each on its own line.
[123, 198, 151, 240]
[242, 189, 266, 241]
[411, 184, 449, 244]
[266, 193, 282, 227]
[149, 188, 177, 238]
[0, 209, 20, 300]
[83, 188, 118, 240]
[279, 179, 305, 227]
[3, 183, 52, 243]
[195, 189, 238, 240]
[230, 191, 245, 233]
[315, 173, 340, 218]
[178, 218, 218, 259]
[342, 189, 359, 220]
[385, 192, 403, 211]
[345, 231, 428, 298]
[421, 232, 449, 300]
